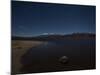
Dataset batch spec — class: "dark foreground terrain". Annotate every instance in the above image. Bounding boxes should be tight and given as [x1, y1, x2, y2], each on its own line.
[12, 33, 96, 74]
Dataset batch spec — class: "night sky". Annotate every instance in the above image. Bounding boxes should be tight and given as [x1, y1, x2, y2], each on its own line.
[12, 1, 96, 37]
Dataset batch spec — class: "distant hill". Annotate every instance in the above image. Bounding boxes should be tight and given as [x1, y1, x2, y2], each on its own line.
[12, 33, 95, 41]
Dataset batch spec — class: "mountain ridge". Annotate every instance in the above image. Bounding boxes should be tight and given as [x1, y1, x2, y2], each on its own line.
[12, 33, 95, 41]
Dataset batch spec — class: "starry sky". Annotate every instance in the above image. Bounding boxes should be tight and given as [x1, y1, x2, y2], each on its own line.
[12, 1, 96, 37]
